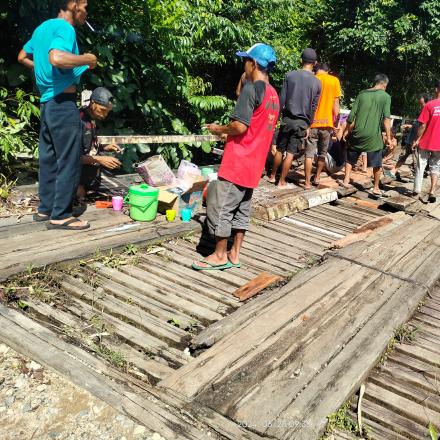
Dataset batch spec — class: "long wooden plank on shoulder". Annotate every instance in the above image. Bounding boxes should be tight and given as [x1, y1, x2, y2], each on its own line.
[97, 134, 221, 144]
[206, 271, 406, 428]
[0, 304, 220, 440]
[266, 280, 428, 439]
[160, 258, 358, 398]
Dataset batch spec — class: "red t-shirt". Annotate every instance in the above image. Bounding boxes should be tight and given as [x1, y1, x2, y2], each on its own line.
[418, 98, 440, 151]
[218, 82, 280, 188]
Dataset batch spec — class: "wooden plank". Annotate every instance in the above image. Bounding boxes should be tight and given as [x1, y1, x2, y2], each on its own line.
[190, 264, 328, 350]
[0, 304, 235, 440]
[80, 266, 199, 330]
[233, 272, 282, 301]
[364, 382, 440, 427]
[267, 279, 428, 439]
[59, 274, 188, 346]
[160, 258, 367, 398]
[384, 194, 417, 211]
[97, 134, 220, 144]
[63, 296, 188, 367]
[359, 398, 429, 440]
[198, 271, 402, 427]
[22, 296, 174, 383]
[0, 220, 200, 281]
[140, 252, 240, 297]
[94, 264, 223, 323]
[117, 265, 227, 317]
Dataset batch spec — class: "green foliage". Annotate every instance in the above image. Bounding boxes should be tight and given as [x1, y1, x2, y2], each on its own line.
[429, 422, 439, 440]
[0, 87, 39, 164]
[1, 0, 440, 171]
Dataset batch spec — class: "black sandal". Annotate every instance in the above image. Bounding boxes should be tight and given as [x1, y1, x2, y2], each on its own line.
[33, 213, 50, 222]
[47, 218, 90, 230]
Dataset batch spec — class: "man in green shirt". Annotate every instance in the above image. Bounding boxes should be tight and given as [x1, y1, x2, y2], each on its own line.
[341, 74, 392, 197]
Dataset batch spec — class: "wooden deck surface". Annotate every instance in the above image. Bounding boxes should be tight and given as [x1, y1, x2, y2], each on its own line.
[2, 167, 440, 438]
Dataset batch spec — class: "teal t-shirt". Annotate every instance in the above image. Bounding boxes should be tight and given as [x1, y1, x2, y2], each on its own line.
[23, 18, 88, 103]
[347, 89, 391, 152]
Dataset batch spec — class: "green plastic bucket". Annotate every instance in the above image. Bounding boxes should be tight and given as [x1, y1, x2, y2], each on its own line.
[124, 184, 159, 222]
[201, 167, 215, 178]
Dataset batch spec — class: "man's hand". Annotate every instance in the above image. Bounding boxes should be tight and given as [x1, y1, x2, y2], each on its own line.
[84, 53, 97, 69]
[96, 156, 121, 169]
[103, 144, 123, 153]
[205, 123, 223, 136]
[304, 128, 311, 139]
[271, 145, 277, 156]
[411, 140, 419, 151]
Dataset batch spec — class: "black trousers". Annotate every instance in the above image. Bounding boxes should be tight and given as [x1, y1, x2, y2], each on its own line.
[38, 94, 82, 220]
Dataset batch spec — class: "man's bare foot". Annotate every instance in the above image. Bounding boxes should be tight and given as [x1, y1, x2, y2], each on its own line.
[49, 217, 89, 228]
[277, 182, 297, 189]
[193, 253, 228, 269]
[227, 251, 240, 265]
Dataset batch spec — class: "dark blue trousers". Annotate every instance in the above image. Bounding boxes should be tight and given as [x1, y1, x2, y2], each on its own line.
[38, 94, 82, 220]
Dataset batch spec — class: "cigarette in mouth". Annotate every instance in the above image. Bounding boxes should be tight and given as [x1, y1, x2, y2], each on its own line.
[85, 20, 96, 32]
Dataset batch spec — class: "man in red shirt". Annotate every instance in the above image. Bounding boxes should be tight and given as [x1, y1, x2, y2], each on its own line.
[413, 80, 440, 202]
[192, 44, 280, 270]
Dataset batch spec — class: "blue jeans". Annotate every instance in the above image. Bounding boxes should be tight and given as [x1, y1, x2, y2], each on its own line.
[38, 94, 82, 220]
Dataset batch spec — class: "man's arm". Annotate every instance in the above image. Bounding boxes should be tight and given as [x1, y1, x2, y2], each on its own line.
[412, 123, 427, 149]
[206, 121, 247, 137]
[81, 155, 121, 169]
[49, 50, 97, 69]
[333, 98, 340, 120]
[18, 49, 34, 70]
[383, 118, 392, 145]
[310, 83, 322, 124]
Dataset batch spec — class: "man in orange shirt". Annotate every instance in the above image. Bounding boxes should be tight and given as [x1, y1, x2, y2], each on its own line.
[304, 63, 342, 188]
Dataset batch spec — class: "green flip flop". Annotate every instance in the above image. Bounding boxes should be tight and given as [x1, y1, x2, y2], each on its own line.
[192, 260, 232, 271]
[228, 260, 241, 268]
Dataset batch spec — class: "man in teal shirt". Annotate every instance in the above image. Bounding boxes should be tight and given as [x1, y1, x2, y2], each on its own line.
[18, 0, 97, 230]
[341, 74, 392, 197]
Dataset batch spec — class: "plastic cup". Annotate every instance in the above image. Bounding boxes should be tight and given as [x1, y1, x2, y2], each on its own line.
[181, 208, 192, 222]
[166, 209, 176, 222]
[112, 196, 123, 211]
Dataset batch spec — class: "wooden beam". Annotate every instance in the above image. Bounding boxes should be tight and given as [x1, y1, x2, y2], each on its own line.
[97, 135, 221, 145]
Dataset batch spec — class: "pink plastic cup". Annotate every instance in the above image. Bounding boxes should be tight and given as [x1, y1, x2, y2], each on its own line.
[112, 196, 123, 211]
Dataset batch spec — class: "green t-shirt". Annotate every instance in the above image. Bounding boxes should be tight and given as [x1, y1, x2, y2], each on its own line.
[347, 89, 391, 152]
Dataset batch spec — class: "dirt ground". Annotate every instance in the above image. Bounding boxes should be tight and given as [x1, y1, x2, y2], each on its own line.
[0, 343, 167, 440]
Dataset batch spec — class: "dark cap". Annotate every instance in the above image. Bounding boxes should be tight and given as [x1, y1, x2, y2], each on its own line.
[90, 87, 113, 107]
[301, 48, 317, 64]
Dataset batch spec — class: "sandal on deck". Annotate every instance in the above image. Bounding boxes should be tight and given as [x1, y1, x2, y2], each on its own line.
[337, 180, 351, 189]
[33, 213, 50, 222]
[47, 218, 90, 231]
[368, 190, 385, 199]
[192, 260, 232, 271]
[228, 260, 241, 268]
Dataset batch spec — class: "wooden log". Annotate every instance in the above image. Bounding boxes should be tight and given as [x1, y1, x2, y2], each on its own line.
[384, 194, 417, 211]
[233, 272, 282, 301]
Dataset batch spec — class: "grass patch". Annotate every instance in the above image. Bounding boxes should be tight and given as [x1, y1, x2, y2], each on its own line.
[322, 402, 360, 439]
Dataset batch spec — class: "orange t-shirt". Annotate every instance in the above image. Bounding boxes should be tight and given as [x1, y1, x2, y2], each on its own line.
[311, 72, 342, 128]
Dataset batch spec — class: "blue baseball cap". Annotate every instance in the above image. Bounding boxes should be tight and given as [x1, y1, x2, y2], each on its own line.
[236, 43, 276, 69]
